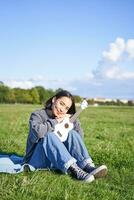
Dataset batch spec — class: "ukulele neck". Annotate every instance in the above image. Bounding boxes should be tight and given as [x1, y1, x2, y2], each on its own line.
[69, 108, 83, 123]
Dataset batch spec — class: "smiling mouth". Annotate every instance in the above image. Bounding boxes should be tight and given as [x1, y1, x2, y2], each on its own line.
[57, 111, 62, 115]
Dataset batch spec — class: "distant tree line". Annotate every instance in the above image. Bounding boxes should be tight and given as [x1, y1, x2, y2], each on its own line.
[0, 82, 133, 106]
[0, 83, 82, 104]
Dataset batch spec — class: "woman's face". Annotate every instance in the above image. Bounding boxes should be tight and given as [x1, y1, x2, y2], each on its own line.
[52, 96, 72, 118]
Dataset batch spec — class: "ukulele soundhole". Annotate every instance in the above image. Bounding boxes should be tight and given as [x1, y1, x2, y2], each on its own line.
[64, 123, 69, 128]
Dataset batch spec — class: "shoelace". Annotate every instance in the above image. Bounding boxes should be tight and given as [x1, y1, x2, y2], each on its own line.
[74, 166, 89, 179]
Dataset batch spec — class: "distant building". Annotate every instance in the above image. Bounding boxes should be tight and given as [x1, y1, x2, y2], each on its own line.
[94, 97, 114, 103]
[119, 99, 128, 104]
[93, 97, 128, 104]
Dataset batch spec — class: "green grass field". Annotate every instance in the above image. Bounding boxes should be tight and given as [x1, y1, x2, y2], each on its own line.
[0, 104, 134, 200]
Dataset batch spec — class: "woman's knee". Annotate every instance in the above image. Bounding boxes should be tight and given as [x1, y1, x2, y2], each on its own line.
[68, 130, 81, 140]
[43, 131, 57, 144]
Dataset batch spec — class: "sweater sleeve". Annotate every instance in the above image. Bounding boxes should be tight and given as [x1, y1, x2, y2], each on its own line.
[73, 119, 84, 139]
[29, 109, 58, 139]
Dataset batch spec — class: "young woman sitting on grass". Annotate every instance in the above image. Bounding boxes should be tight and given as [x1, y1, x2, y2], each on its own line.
[23, 90, 107, 183]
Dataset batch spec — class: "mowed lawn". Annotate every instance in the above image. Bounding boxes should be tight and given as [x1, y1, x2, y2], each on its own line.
[0, 104, 133, 200]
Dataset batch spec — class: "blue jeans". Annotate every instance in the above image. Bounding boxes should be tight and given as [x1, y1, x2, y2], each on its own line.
[28, 130, 93, 173]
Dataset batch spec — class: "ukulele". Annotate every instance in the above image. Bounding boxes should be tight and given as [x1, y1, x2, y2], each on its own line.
[53, 101, 88, 142]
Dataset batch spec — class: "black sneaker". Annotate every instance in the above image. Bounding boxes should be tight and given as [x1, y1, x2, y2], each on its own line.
[68, 163, 95, 183]
[83, 164, 108, 178]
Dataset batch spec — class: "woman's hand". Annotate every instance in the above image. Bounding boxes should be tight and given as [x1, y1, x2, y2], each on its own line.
[56, 114, 71, 123]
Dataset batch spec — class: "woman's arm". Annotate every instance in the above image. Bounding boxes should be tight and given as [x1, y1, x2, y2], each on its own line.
[73, 119, 84, 138]
[29, 109, 58, 139]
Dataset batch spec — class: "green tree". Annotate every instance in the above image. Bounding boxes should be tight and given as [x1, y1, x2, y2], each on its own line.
[35, 86, 47, 104]
[73, 95, 82, 103]
[29, 88, 40, 104]
[35, 86, 55, 104]
[13, 88, 33, 103]
[8, 89, 16, 103]
[87, 98, 95, 105]
[0, 85, 11, 103]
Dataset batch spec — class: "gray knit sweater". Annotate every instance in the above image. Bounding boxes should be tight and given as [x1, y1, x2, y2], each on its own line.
[23, 108, 84, 163]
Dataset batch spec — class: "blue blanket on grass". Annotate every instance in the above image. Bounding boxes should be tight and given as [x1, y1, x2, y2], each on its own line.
[0, 154, 35, 173]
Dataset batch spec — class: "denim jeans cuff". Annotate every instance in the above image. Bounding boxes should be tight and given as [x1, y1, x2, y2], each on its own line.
[64, 158, 76, 173]
[81, 158, 94, 169]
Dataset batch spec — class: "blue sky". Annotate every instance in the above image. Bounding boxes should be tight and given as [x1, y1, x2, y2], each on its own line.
[0, 0, 134, 99]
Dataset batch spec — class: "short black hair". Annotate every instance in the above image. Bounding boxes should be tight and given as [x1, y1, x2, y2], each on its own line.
[45, 90, 76, 114]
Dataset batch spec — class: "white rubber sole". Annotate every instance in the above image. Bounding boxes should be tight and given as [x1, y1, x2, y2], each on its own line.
[90, 165, 108, 178]
[85, 174, 95, 183]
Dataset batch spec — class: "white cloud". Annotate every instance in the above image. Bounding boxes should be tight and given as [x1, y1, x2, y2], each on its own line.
[126, 39, 134, 59]
[3, 77, 76, 93]
[4, 80, 34, 89]
[102, 37, 134, 62]
[103, 66, 121, 79]
[102, 37, 125, 62]
[95, 37, 134, 81]
[103, 66, 134, 80]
